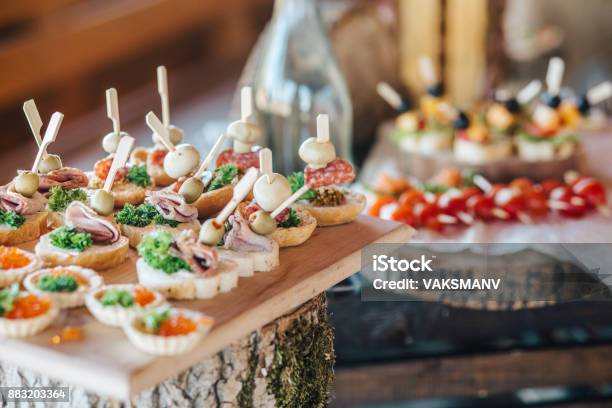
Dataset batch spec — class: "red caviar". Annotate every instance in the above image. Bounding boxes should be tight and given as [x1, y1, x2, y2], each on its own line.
[5, 295, 50, 319]
[0, 247, 31, 269]
[134, 286, 155, 307]
[158, 315, 197, 337]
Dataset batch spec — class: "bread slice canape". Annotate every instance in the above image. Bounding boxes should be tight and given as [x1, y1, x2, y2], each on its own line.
[24, 266, 103, 309]
[294, 187, 366, 227]
[453, 137, 513, 164]
[122, 306, 214, 356]
[0, 185, 48, 245]
[40, 167, 90, 229]
[114, 191, 200, 248]
[0, 211, 48, 245]
[89, 157, 154, 207]
[85, 284, 165, 327]
[136, 230, 240, 300]
[35, 202, 129, 270]
[0, 285, 58, 338]
[0, 246, 43, 288]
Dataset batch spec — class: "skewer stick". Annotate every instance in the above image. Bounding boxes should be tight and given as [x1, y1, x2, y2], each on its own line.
[145, 112, 175, 151]
[316, 114, 330, 143]
[516, 80, 542, 105]
[597, 205, 611, 218]
[473, 174, 493, 193]
[259, 148, 274, 184]
[241, 86, 253, 122]
[457, 212, 474, 225]
[215, 167, 259, 225]
[491, 207, 510, 220]
[437, 214, 458, 224]
[193, 134, 226, 178]
[376, 82, 403, 111]
[545, 57, 565, 96]
[517, 212, 534, 225]
[586, 81, 612, 105]
[418, 56, 437, 86]
[106, 88, 121, 134]
[23, 99, 44, 148]
[31, 112, 63, 173]
[103, 135, 134, 192]
[271, 184, 310, 219]
[157, 66, 170, 127]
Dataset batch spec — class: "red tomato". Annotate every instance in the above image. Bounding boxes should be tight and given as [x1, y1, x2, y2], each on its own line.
[369, 196, 396, 217]
[391, 206, 416, 227]
[541, 179, 563, 195]
[510, 178, 534, 193]
[467, 194, 497, 221]
[524, 189, 549, 217]
[549, 186, 589, 218]
[413, 203, 443, 232]
[398, 190, 426, 207]
[571, 177, 607, 207]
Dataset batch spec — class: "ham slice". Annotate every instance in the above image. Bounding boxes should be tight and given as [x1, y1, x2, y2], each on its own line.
[146, 191, 198, 223]
[39, 167, 89, 193]
[64, 201, 120, 243]
[175, 230, 219, 276]
[224, 210, 274, 253]
[0, 185, 47, 215]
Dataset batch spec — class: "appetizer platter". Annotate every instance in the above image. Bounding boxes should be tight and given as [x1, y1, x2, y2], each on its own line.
[0, 88, 413, 398]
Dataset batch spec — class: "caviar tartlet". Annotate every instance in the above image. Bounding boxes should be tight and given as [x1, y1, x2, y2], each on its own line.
[85, 284, 165, 327]
[0, 246, 43, 288]
[24, 266, 103, 309]
[0, 285, 58, 338]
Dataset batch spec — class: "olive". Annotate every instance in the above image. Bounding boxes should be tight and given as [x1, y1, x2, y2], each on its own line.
[504, 97, 521, 114]
[38, 154, 63, 174]
[91, 189, 115, 215]
[14, 171, 40, 197]
[163, 144, 200, 179]
[453, 111, 470, 130]
[542, 93, 561, 108]
[179, 177, 205, 203]
[427, 83, 444, 97]
[577, 95, 590, 115]
[249, 210, 277, 235]
[199, 219, 225, 246]
[398, 98, 412, 113]
[102, 131, 128, 154]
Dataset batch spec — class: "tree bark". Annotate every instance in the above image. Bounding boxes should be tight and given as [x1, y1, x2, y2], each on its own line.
[0, 294, 335, 408]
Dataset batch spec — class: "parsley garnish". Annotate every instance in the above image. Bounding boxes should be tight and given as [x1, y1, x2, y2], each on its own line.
[100, 289, 134, 307]
[38, 275, 78, 293]
[138, 231, 191, 274]
[288, 172, 316, 201]
[278, 208, 300, 228]
[143, 306, 170, 333]
[47, 186, 87, 212]
[207, 164, 238, 192]
[0, 209, 25, 228]
[127, 165, 152, 188]
[115, 203, 179, 228]
[0, 284, 19, 317]
[49, 226, 93, 252]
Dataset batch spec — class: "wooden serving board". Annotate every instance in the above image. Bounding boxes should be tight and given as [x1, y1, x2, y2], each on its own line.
[0, 215, 413, 399]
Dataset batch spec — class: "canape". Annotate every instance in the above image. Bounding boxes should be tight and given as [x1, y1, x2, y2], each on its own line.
[115, 191, 200, 248]
[89, 158, 153, 207]
[136, 230, 240, 300]
[0, 246, 42, 288]
[35, 201, 129, 270]
[24, 266, 102, 309]
[85, 284, 165, 327]
[43, 170, 89, 229]
[0, 284, 58, 338]
[0, 179, 49, 246]
[453, 114, 513, 164]
[122, 306, 214, 356]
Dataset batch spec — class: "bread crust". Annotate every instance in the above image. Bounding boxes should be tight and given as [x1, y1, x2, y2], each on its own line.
[88, 174, 150, 207]
[269, 209, 317, 247]
[294, 190, 366, 226]
[120, 220, 201, 248]
[35, 233, 129, 270]
[0, 212, 48, 246]
[146, 153, 175, 187]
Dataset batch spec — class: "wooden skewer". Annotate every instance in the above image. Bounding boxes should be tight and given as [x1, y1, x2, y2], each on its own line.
[259, 148, 275, 184]
[491, 207, 510, 220]
[145, 112, 175, 151]
[103, 136, 134, 192]
[457, 211, 474, 225]
[106, 88, 121, 134]
[271, 184, 310, 219]
[545, 57, 565, 96]
[472, 174, 493, 193]
[516, 80, 542, 105]
[316, 114, 330, 143]
[586, 81, 612, 105]
[437, 214, 458, 224]
[418, 56, 437, 86]
[23, 99, 48, 159]
[215, 167, 259, 225]
[240, 86, 253, 122]
[31, 112, 63, 173]
[193, 134, 226, 178]
[157, 66, 170, 127]
[597, 205, 611, 218]
[376, 82, 403, 111]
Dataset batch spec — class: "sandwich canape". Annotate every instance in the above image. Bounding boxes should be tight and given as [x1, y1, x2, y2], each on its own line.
[122, 305, 214, 356]
[115, 190, 200, 248]
[131, 66, 185, 186]
[89, 89, 153, 207]
[486, 80, 542, 138]
[136, 230, 240, 299]
[170, 134, 235, 218]
[0, 246, 42, 288]
[85, 284, 165, 327]
[558, 81, 612, 132]
[240, 148, 317, 248]
[199, 168, 277, 275]
[0, 113, 63, 245]
[0, 284, 57, 338]
[24, 266, 103, 309]
[36, 138, 132, 269]
[453, 111, 513, 164]
[291, 114, 365, 226]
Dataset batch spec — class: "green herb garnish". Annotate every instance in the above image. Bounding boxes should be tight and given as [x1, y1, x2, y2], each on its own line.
[0, 209, 25, 228]
[49, 226, 93, 252]
[126, 165, 152, 188]
[100, 289, 134, 307]
[278, 208, 300, 228]
[207, 164, 238, 192]
[143, 306, 170, 333]
[37, 274, 78, 293]
[138, 231, 191, 274]
[0, 284, 19, 317]
[288, 172, 316, 201]
[47, 186, 87, 212]
[115, 203, 179, 228]
[423, 183, 449, 194]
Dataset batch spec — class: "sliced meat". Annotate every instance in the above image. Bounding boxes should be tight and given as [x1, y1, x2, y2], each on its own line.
[0, 186, 47, 215]
[224, 210, 274, 252]
[146, 191, 198, 223]
[304, 159, 355, 189]
[64, 201, 120, 243]
[39, 167, 89, 192]
[175, 230, 219, 276]
[215, 148, 260, 171]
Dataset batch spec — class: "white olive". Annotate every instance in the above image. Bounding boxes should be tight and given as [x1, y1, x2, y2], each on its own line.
[253, 174, 292, 212]
[91, 189, 115, 215]
[163, 144, 200, 179]
[102, 131, 128, 154]
[152, 125, 183, 146]
[298, 137, 336, 169]
[14, 171, 40, 197]
[199, 219, 225, 246]
[38, 154, 63, 174]
[179, 177, 205, 204]
[249, 210, 277, 235]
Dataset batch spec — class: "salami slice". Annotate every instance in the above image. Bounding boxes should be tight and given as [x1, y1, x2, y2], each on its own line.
[216, 148, 260, 171]
[304, 159, 355, 188]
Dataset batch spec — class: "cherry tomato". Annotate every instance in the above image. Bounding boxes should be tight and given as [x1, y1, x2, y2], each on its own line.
[467, 194, 497, 221]
[398, 190, 426, 207]
[492, 187, 526, 219]
[571, 177, 607, 207]
[549, 186, 588, 218]
[413, 203, 443, 232]
[510, 178, 534, 193]
[541, 179, 563, 195]
[369, 196, 396, 217]
[523, 189, 549, 217]
[391, 206, 416, 227]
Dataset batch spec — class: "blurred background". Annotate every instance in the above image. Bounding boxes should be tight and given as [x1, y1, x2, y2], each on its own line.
[1, 1, 612, 406]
